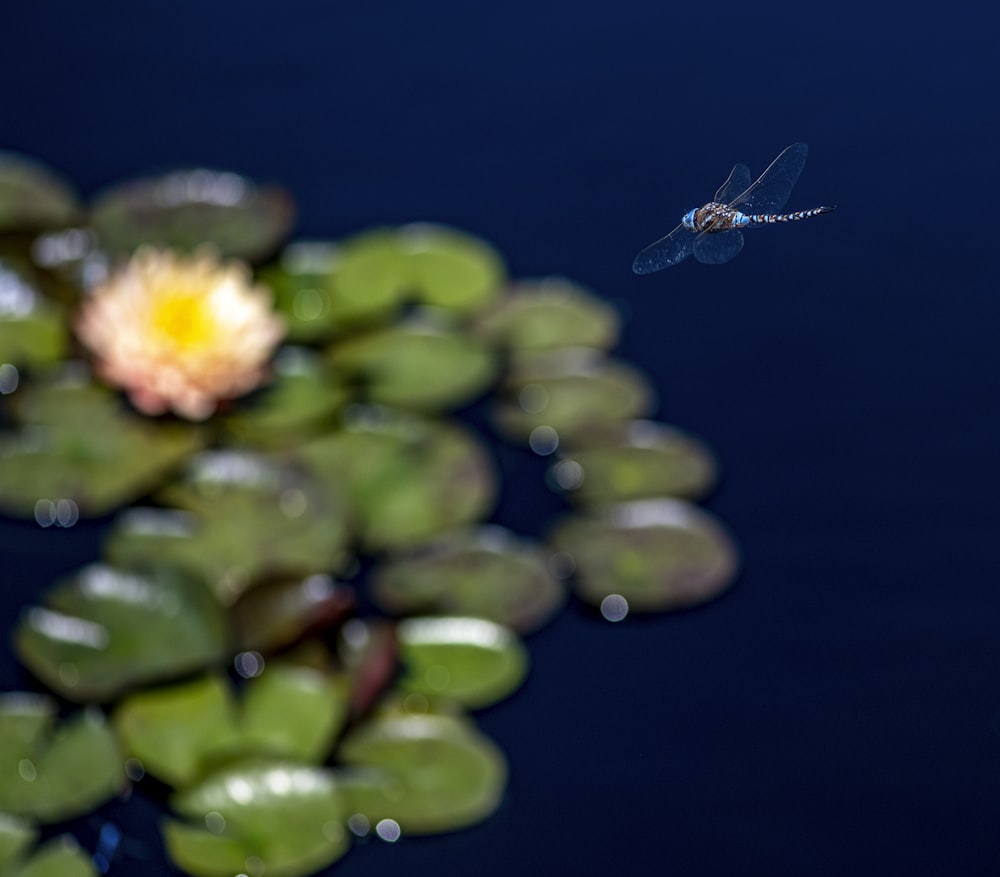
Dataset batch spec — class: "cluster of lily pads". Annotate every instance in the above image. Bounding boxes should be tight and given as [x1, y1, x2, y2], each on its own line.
[0, 151, 738, 877]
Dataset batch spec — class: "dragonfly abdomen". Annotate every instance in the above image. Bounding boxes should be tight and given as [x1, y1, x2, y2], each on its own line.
[743, 205, 836, 226]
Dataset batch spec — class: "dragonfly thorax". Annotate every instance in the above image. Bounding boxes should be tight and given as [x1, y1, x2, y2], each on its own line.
[684, 202, 746, 233]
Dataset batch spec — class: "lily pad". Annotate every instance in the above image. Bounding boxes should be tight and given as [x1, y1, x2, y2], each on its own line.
[370, 526, 566, 633]
[492, 349, 655, 444]
[105, 451, 353, 603]
[0, 258, 68, 368]
[1, 836, 97, 877]
[261, 242, 359, 340]
[231, 574, 356, 654]
[0, 693, 124, 821]
[0, 152, 80, 232]
[333, 225, 504, 320]
[0, 814, 36, 870]
[113, 676, 241, 789]
[0, 374, 202, 517]
[549, 499, 739, 612]
[240, 663, 350, 764]
[14, 564, 229, 701]
[338, 712, 507, 834]
[222, 348, 350, 449]
[396, 616, 529, 709]
[298, 408, 496, 551]
[90, 169, 294, 262]
[165, 759, 349, 877]
[114, 667, 350, 788]
[327, 317, 497, 411]
[550, 420, 717, 503]
[475, 277, 620, 352]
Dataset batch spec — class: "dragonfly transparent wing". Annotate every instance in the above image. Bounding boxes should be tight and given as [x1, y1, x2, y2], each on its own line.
[693, 229, 744, 264]
[713, 164, 752, 204]
[730, 143, 808, 214]
[632, 223, 695, 273]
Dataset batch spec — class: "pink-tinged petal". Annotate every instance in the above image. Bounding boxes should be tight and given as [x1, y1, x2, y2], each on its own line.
[75, 247, 286, 420]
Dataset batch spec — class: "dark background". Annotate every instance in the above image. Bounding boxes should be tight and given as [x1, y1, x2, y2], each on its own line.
[3, 1, 1000, 874]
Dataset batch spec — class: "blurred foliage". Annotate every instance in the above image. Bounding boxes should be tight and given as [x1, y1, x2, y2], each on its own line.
[0, 152, 740, 877]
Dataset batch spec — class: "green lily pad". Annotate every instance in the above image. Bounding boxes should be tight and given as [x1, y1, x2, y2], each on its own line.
[90, 169, 294, 262]
[239, 663, 350, 764]
[327, 317, 497, 411]
[113, 676, 241, 788]
[165, 759, 349, 877]
[492, 349, 655, 444]
[222, 348, 349, 449]
[0, 258, 68, 368]
[332, 225, 504, 320]
[396, 223, 505, 314]
[2, 836, 97, 877]
[0, 693, 123, 821]
[338, 712, 506, 834]
[0, 813, 37, 870]
[298, 408, 496, 551]
[396, 617, 529, 709]
[0, 152, 80, 232]
[0, 374, 202, 517]
[370, 526, 566, 633]
[231, 574, 356, 654]
[14, 564, 229, 701]
[474, 277, 620, 352]
[105, 451, 353, 603]
[260, 242, 354, 341]
[549, 499, 739, 612]
[550, 420, 717, 503]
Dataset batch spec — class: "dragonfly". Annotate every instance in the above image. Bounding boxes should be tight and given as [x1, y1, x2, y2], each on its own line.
[632, 142, 835, 273]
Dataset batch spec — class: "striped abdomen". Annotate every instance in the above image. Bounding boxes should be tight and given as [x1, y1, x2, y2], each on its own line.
[741, 205, 836, 226]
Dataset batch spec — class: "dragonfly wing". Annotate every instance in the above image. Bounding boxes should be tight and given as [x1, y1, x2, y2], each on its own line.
[713, 163, 752, 204]
[693, 229, 744, 264]
[730, 142, 808, 214]
[632, 223, 694, 273]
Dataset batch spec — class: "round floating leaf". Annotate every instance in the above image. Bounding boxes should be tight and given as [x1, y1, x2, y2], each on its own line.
[0, 152, 80, 232]
[222, 348, 349, 449]
[4, 836, 97, 877]
[113, 676, 241, 789]
[14, 564, 229, 701]
[0, 693, 124, 821]
[90, 169, 294, 262]
[475, 277, 620, 352]
[549, 499, 739, 612]
[106, 451, 353, 603]
[328, 317, 497, 412]
[299, 409, 496, 551]
[231, 574, 356, 654]
[0, 258, 68, 368]
[260, 242, 353, 341]
[0, 814, 37, 871]
[0, 375, 202, 517]
[240, 663, 350, 764]
[396, 617, 529, 709]
[397, 223, 505, 314]
[331, 225, 504, 321]
[338, 712, 507, 834]
[550, 420, 717, 503]
[492, 349, 655, 444]
[370, 526, 566, 633]
[166, 759, 349, 877]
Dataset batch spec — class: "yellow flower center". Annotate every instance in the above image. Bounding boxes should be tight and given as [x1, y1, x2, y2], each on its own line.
[150, 290, 218, 351]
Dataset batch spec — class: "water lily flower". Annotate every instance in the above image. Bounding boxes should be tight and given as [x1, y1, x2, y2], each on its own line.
[75, 247, 285, 420]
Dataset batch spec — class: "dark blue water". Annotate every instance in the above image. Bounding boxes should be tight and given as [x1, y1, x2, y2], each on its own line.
[3, 1, 1000, 875]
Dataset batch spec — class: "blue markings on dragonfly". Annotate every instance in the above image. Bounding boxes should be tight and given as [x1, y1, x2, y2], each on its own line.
[632, 143, 835, 273]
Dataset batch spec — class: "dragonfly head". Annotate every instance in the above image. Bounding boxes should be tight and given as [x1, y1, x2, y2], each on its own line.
[681, 208, 697, 231]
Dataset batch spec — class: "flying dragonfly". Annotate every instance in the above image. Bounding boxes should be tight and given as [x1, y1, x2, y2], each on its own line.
[632, 143, 835, 273]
